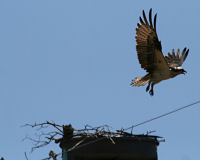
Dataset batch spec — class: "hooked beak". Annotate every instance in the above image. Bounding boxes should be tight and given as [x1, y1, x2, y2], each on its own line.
[183, 70, 187, 75]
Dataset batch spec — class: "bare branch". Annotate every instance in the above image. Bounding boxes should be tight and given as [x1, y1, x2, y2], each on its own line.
[23, 121, 63, 134]
[24, 152, 29, 160]
[23, 121, 67, 153]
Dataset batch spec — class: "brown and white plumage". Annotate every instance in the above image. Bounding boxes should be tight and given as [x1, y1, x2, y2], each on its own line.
[131, 9, 189, 96]
[165, 48, 189, 69]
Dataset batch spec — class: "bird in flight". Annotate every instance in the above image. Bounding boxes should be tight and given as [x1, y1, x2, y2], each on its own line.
[131, 9, 189, 96]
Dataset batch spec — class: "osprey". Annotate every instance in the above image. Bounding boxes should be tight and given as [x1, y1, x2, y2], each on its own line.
[131, 9, 189, 96]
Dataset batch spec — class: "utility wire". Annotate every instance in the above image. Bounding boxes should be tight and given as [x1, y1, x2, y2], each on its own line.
[125, 99, 200, 131]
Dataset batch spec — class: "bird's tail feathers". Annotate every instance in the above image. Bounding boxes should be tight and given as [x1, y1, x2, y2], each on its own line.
[131, 74, 150, 86]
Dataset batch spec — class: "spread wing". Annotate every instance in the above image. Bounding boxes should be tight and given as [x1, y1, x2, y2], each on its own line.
[165, 48, 189, 68]
[136, 8, 169, 73]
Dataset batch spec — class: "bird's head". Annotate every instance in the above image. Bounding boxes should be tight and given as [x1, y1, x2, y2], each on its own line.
[170, 67, 187, 77]
[181, 69, 187, 75]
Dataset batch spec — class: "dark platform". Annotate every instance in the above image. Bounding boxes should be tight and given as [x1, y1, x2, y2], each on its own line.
[62, 135, 160, 160]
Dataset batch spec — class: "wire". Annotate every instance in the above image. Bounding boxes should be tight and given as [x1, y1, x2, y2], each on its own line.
[125, 99, 200, 131]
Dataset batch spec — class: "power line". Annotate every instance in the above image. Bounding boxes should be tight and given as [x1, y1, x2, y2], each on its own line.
[125, 99, 200, 131]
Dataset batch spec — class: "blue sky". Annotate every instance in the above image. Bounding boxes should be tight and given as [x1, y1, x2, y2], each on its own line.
[1, 0, 200, 159]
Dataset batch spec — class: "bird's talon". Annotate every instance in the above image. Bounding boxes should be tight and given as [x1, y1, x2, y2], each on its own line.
[149, 89, 154, 96]
[146, 84, 150, 92]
